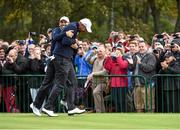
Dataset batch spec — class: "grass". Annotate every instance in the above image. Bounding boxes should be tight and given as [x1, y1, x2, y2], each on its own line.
[0, 113, 179, 129]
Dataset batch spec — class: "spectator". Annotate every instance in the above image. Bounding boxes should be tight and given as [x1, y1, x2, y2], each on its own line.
[87, 44, 108, 113]
[159, 52, 180, 112]
[15, 40, 30, 112]
[17, 40, 26, 56]
[128, 41, 157, 112]
[47, 28, 52, 42]
[0, 45, 6, 108]
[26, 44, 36, 59]
[171, 38, 180, 60]
[28, 46, 45, 102]
[105, 42, 113, 56]
[74, 39, 93, 107]
[0, 49, 21, 112]
[104, 44, 129, 112]
[124, 41, 139, 112]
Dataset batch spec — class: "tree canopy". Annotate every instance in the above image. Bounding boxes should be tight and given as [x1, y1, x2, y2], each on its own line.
[0, 0, 179, 42]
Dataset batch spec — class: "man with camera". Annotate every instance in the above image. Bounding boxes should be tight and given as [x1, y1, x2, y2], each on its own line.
[0, 49, 26, 112]
[159, 49, 180, 112]
[104, 44, 129, 112]
[171, 38, 180, 60]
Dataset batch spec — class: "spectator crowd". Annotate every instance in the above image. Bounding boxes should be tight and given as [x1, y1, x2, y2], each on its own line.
[0, 16, 180, 113]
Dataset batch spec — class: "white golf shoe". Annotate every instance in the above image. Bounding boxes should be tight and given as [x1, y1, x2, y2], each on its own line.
[30, 103, 41, 116]
[42, 108, 58, 117]
[68, 107, 86, 115]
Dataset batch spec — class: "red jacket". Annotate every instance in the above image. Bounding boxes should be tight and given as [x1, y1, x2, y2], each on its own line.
[103, 56, 128, 88]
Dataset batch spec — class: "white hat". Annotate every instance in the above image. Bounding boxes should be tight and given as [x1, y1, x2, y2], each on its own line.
[80, 18, 92, 33]
[60, 16, 70, 23]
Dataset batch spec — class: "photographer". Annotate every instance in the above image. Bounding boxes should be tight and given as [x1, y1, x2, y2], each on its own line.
[152, 43, 164, 72]
[38, 34, 48, 46]
[16, 40, 26, 56]
[171, 39, 180, 60]
[159, 52, 180, 112]
[85, 44, 99, 65]
[152, 34, 165, 46]
[104, 44, 128, 112]
[107, 31, 119, 47]
[0, 49, 21, 112]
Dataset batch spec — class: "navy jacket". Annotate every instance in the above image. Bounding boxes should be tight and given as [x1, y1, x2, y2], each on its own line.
[53, 22, 79, 59]
[51, 27, 62, 56]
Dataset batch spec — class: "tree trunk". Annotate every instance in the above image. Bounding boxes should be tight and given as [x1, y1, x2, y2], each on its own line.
[110, 0, 115, 31]
[148, 0, 160, 33]
[175, 0, 180, 32]
[31, 0, 40, 32]
[142, 1, 150, 24]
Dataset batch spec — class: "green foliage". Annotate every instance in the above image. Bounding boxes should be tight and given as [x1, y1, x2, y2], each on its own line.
[0, 0, 178, 43]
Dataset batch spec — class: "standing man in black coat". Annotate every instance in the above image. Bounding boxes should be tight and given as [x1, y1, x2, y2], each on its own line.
[30, 18, 92, 117]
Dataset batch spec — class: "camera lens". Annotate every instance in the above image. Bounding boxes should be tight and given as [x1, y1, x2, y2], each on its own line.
[153, 49, 158, 54]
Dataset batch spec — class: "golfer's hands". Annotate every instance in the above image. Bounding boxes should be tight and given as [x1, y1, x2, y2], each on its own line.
[71, 43, 78, 49]
[71, 39, 79, 49]
[66, 30, 74, 38]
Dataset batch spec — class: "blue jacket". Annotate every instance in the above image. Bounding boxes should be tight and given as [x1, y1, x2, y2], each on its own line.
[51, 27, 62, 56]
[74, 49, 93, 77]
[53, 22, 79, 59]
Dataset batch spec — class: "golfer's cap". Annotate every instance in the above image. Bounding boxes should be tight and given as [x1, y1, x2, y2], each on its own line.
[80, 18, 92, 33]
[60, 16, 70, 23]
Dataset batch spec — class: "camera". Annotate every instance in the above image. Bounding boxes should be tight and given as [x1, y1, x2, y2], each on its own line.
[111, 52, 117, 61]
[156, 34, 165, 46]
[172, 33, 180, 39]
[153, 47, 163, 54]
[29, 32, 37, 37]
[129, 35, 136, 40]
[17, 40, 25, 45]
[170, 43, 175, 48]
[153, 49, 159, 54]
[156, 34, 164, 39]
[110, 31, 119, 38]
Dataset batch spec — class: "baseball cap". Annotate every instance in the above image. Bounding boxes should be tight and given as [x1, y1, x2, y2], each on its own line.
[47, 28, 52, 34]
[80, 18, 92, 33]
[17, 40, 26, 45]
[59, 16, 70, 23]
